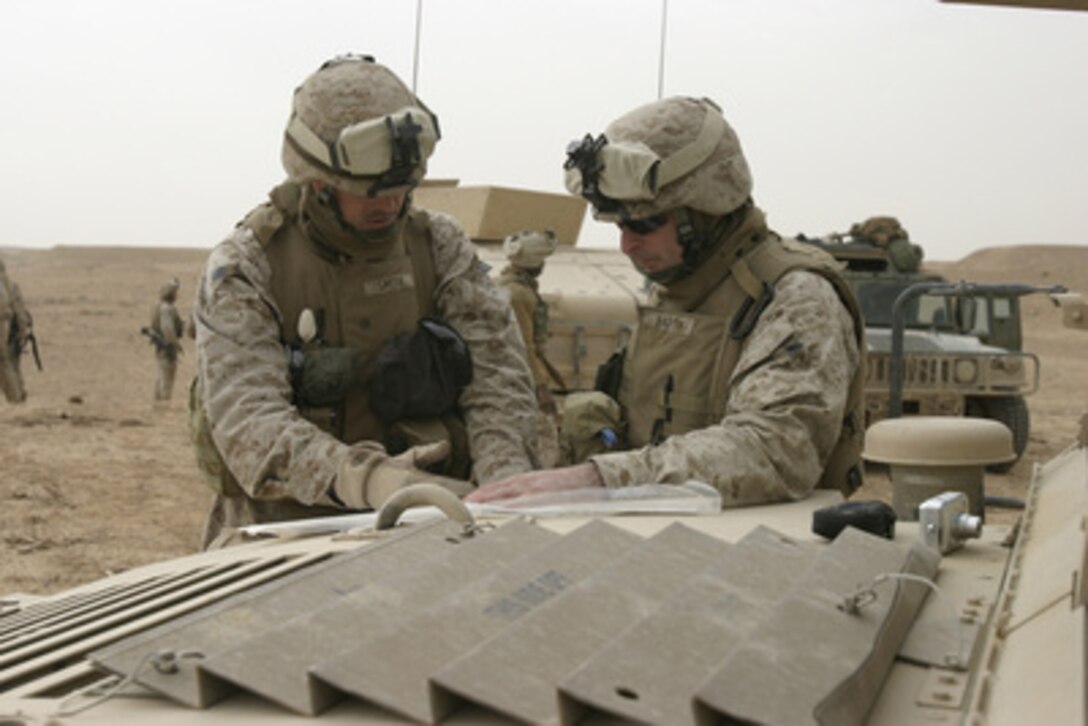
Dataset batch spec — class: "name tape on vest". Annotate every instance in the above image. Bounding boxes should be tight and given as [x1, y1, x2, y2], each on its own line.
[642, 312, 696, 336]
[363, 273, 416, 297]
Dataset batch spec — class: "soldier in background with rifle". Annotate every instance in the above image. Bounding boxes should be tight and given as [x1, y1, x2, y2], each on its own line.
[0, 257, 37, 404]
[142, 277, 185, 402]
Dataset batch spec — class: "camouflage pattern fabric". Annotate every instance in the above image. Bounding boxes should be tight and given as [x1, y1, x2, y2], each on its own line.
[597, 96, 752, 220]
[503, 230, 557, 269]
[498, 267, 552, 389]
[591, 267, 860, 505]
[498, 266, 560, 467]
[0, 260, 32, 404]
[850, 216, 908, 247]
[152, 298, 184, 400]
[194, 203, 539, 539]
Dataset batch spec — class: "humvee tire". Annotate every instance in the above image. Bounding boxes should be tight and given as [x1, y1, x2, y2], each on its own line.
[967, 395, 1030, 472]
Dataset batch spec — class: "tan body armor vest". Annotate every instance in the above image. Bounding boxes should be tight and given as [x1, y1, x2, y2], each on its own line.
[620, 228, 866, 495]
[190, 186, 470, 500]
[246, 185, 455, 449]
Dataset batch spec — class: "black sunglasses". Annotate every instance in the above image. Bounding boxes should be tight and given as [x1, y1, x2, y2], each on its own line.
[617, 213, 669, 234]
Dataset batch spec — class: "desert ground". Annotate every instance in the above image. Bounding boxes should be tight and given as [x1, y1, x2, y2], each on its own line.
[1, 243, 1085, 597]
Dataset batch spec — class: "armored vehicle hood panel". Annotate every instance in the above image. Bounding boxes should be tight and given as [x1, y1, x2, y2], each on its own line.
[1, 442, 1085, 725]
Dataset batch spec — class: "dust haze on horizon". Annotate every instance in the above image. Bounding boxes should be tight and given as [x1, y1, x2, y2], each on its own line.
[2, 0, 1086, 262]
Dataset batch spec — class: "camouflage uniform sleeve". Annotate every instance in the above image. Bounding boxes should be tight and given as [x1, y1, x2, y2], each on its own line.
[195, 228, 349, 505]
[428, 212, 540, 482]
[592, 270, 860, 505]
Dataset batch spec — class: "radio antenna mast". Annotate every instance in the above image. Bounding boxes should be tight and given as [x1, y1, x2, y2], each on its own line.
[412, 0, 424, 93]
[657, 0, 668, 99]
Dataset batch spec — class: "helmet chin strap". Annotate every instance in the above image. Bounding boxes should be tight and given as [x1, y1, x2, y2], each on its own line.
[647, 204, 750, 285]
[675, 208, 700, 269]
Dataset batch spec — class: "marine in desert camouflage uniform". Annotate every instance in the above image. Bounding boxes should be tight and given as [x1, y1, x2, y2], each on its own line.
[0, 258, 33, 404]
[498, 230, 562, 466]
[470, 96, 865, 506]
[149, 278, 185, 401]
[192, 55, 539, 546]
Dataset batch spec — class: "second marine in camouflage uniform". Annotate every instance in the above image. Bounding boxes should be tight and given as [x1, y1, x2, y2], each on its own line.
[470, 96, 864, 507]
[192, 56, 539, 545]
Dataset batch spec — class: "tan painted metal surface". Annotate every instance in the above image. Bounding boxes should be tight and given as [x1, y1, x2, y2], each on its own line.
[0, 448, 1083, 725]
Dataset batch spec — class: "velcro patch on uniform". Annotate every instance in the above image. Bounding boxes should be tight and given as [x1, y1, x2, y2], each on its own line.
[363, 273, 415, 296]
[210, 264, 240, 282]
[642, 312, 696, 336]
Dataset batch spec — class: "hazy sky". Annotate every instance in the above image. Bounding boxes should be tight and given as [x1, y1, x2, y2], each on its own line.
[3, 0, 1086, 260]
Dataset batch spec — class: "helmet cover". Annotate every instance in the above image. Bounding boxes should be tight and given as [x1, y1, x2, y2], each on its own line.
[282, 55, 439, 196]
[503, 229, 558, 268]
[564, 96, 752, 221]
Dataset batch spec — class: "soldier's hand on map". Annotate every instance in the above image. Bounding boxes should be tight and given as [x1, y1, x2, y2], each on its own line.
[465, 462, 603, 504]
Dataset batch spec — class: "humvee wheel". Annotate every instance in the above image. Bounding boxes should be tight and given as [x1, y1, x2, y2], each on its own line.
[966, 395, 1030, 472]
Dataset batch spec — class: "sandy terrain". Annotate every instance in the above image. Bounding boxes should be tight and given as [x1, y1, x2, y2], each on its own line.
[1, 243, 1085, 597]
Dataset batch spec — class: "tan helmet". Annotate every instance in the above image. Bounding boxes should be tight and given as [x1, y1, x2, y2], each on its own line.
[159, 277, 180, 301]
[563, 96, 752, 222]
[503, 229, 558, 268]
[281, 55, 440, 197]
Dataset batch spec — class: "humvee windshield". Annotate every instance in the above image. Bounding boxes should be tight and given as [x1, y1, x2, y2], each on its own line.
[964, 292, 1023, 351]
[849, 279, 1024, 351]
[851, 279, 957, 330]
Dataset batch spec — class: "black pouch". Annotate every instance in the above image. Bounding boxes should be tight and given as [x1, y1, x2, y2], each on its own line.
[292, 346, 359, 408]
[369, 317, 473, 423]
[594, 347, 626, 400]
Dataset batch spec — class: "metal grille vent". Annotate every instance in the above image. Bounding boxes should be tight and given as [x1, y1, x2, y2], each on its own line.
[86, 519, 938, 724]
[0, 546, 334, 699]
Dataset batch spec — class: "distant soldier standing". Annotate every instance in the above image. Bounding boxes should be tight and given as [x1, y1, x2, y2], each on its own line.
[0, 258, 34, 404]
[499, 229, 562, 465]
[148, 278, 185, 401]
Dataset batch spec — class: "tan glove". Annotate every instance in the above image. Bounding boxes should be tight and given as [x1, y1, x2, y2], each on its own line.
[332, 440, 473, 510]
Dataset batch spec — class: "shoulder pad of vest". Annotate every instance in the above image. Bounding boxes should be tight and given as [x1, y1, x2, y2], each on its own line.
[778, 236, 840, 267]
[405, 204, 433, 231]
[237, 182, 302, 248]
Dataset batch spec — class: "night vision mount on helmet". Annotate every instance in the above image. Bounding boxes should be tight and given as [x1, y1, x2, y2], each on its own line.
[282, 54, 441, 198]
[563, 96, 751, 223]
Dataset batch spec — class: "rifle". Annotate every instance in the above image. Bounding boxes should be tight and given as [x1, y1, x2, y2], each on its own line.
[8, 326, 42, 371]
[140, 326, 180, 359]
[25, 332, 42, 371]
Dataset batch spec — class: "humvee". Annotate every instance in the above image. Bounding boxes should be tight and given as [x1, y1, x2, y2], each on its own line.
[796, 227, 1064, 468]
[2, 187, 1085, 724]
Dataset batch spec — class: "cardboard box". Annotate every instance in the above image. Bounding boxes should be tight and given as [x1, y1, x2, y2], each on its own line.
[413, 185, 587, 245]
